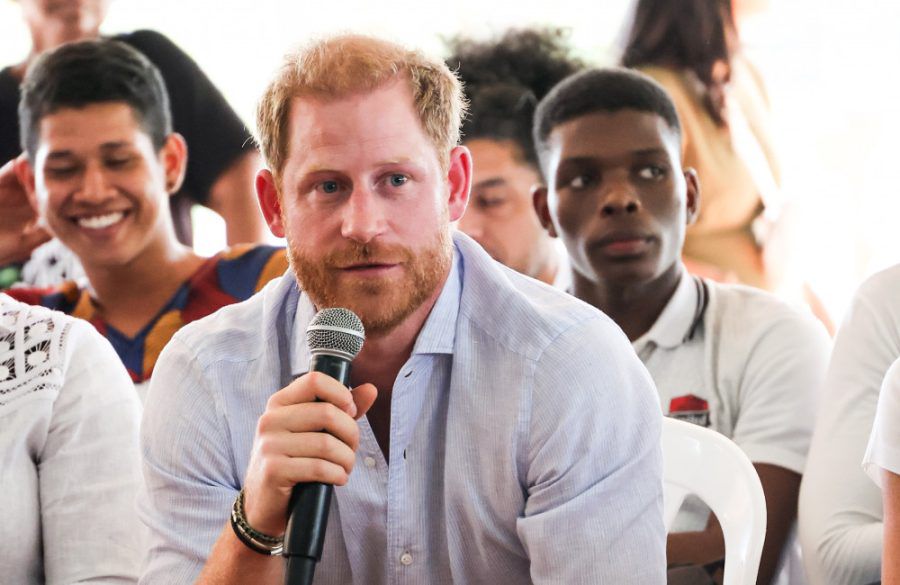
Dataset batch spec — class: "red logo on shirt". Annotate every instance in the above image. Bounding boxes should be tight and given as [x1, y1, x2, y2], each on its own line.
[668, 394, 711, 427]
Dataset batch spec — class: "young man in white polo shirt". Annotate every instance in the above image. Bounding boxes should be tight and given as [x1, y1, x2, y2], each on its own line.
[533, 68, 831, 585]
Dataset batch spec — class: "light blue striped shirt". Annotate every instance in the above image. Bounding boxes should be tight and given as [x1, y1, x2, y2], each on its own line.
[138, 232, 665, 584]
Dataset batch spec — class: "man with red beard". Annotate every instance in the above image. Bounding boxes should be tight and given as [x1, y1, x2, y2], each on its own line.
[139, 35, 666, 585]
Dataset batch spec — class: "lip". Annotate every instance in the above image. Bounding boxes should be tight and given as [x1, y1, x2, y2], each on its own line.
[591, 231, 655, 258]
[336, 262, 401, 277]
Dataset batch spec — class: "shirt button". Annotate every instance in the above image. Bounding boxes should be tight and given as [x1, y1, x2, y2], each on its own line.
[400, 551, 413, 565]
[364, 456, 376, 468]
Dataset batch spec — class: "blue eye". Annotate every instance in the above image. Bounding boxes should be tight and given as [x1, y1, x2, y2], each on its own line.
[321, 180, 340, 194]
[389, 174, 408, 187]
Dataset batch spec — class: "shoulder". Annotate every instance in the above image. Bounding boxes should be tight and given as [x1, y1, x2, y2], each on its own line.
[0, 295, 129, 403]
[0, 67, 18, 103]
[455, 234, 625, 362]
[166, 270, 291, 369]
[114, 29, 182, 57]
[707, 281, 830, 351]
[636, 66, 696, 101]
[3, 281, 82, 315]
[852, 263, 900, 311]
[213, 244, 288, 300]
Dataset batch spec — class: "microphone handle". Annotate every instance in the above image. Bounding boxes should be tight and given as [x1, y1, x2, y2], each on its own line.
[283, 354, 352, 585]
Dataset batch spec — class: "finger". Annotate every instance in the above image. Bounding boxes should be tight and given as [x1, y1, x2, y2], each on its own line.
[351, 383, 378, 421]
[259, 401, 361, 450]
[265, 454, 351, 488]
[256, 431, 357, 474]
[268, 371, 355, 413]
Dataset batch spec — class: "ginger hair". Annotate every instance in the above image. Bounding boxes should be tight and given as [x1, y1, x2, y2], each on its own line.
[256, 34, 466, 177]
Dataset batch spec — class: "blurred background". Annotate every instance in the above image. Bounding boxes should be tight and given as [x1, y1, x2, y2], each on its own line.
[2, 0, 897, 323]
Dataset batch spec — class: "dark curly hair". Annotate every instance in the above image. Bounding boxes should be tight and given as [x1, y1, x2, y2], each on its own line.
[446, 28, 584, 168]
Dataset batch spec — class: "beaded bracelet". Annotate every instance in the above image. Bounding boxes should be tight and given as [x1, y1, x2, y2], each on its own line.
[230, 488, 284, 556]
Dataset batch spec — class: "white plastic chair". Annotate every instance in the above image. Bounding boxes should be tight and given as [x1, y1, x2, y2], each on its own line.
[661, 417, 767, 585]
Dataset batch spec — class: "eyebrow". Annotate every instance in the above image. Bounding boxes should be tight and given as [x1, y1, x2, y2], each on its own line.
[45, 141, 134, 160]
[560, 147, 671, 165]
[99, 141, 133, 151]
[473, 177, 507, 190]
[303, 158, 420, 175]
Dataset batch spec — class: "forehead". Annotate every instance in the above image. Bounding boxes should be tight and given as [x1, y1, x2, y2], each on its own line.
[467, 138, 533, 172]
[282, 78, 439, 172]
[548, 109, 681, 165]
[38, 102, 146, 150]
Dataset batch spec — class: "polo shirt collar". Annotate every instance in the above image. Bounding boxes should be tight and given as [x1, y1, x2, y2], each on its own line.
[632, 268, 698, 351]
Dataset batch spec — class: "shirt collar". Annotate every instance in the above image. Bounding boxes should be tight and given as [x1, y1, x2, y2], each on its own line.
[288, 242, 462, 376]
[632, 268, 699, 352]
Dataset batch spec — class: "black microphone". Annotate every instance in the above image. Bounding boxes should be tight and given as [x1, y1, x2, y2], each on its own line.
[283, 308, 365, 585]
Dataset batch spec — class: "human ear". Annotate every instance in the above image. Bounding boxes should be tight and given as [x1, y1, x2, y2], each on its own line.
[256, 168, 285, 238]
[161, 133, 188, 193]
[532, 184, 558, 238]
[445, 145, 472, 222]
[683, 167, 700, 225]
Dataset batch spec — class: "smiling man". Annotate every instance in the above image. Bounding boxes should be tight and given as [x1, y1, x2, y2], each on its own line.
[533, 68, 831, 585]
[138, 35, 666, 584]
[3, 40, 286, 394]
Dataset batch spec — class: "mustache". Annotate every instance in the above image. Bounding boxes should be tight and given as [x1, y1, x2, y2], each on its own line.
[319, 242, 413, 267]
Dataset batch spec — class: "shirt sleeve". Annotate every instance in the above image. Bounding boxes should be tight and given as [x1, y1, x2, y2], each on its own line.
[41, 320, 143, 585]
[118, 30, 254, 205]
[138, 335, 239, 585]
[799, 270, 900, 585]
[517, 316, 666, 584]
[728, 306, 831, 474]
[864, 357, 900, 486]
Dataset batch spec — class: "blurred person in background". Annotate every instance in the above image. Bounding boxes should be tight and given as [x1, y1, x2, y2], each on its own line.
[620, 0, 778, 288]
[0, 0, 266, 287]
[800, 265, 900, 585]
[0, 39, 286, 399]
[0, 293, 142, 584]
[446, 28, 583, 287]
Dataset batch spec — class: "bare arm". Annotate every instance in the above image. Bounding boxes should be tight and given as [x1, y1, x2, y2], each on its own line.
[205, 151, 267, 245]
[666, 463, 801, 585]
[884, 470, 900, 585]
[754, 464, 802, 585]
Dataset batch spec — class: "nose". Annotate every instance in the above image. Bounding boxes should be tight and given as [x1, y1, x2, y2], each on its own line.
[340, 186, 387, 244]
[599, 176, 641, 217]
[77, 160, 115, 203]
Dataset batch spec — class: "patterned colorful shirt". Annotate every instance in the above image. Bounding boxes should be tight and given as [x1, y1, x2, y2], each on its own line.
[6, 244, 287, 383]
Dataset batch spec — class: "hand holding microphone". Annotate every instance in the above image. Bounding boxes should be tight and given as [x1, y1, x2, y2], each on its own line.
[239, 309, 374, 580]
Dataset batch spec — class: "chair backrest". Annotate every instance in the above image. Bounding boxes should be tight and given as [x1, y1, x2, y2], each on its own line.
[661, 417, 767, 585]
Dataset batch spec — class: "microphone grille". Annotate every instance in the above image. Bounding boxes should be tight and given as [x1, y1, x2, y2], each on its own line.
[306, 308, 365, 359]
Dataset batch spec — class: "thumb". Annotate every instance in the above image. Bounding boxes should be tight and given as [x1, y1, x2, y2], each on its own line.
[351, 383, 378, 420]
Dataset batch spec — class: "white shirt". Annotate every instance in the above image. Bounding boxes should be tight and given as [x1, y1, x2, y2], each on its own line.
[138, 232, 667, 585]
[19, 238, 86, 288]
[799, 264, 900, 585]
[864, 356, 900, 486]
[633, 270, 830, 584]
[0, 294, 143, 584]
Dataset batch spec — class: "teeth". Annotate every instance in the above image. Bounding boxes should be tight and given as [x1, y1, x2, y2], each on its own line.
[77, 212, 125, 230]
